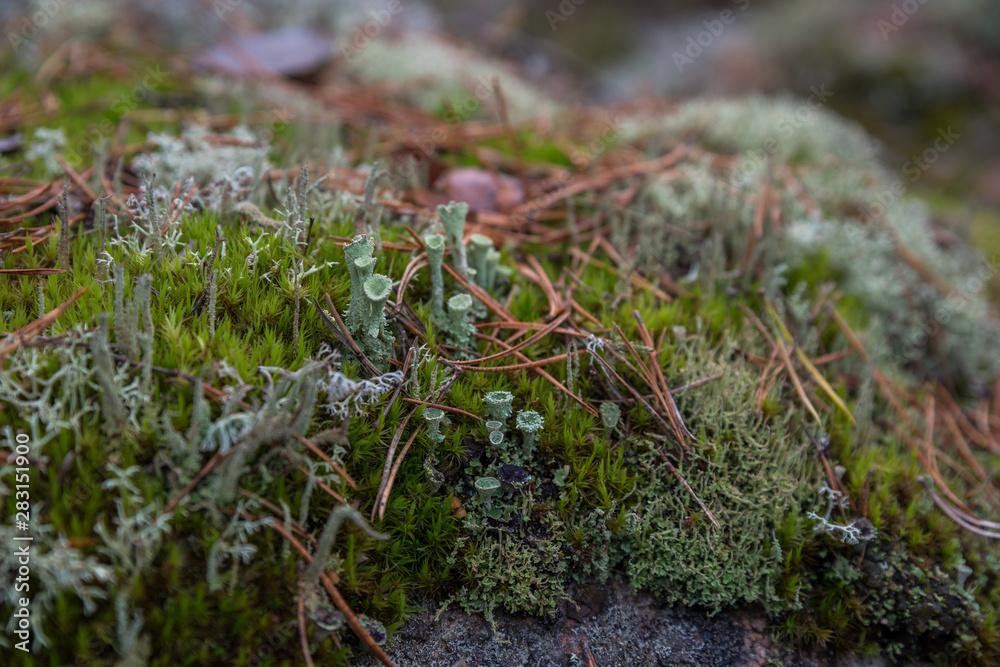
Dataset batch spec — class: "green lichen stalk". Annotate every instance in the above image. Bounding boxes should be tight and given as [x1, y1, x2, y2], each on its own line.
[483, 391, 514, 424]
[515, 410, 543, 460]
[599, 402, 621, 437]
[423, 407, 451, 444]
[467, 234, 495, 290]
[444, 293, 475, 350]
[343, 234, 376, 334]
[438, 201, 470, 277]
[360, 273, 395, 369]
[424, 233, 446, 322]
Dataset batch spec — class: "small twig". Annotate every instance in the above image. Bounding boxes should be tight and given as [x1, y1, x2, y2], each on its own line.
[400, 398, 482, 422]
[371, 406, 418, 521]
[298, 583, 318, 667]
[267, 521, 395, 666]
[671, 373, 723, 395]
[457, 310, 569, 366]
[377, 427, 421, 520]
[666, 459, 720, 529]
[0, 286, 88, 365]
[316, 294, 381, 377]
[380, 346, 415, 423]
[160, 449, 229, 520]
[291, 432, 359, 490]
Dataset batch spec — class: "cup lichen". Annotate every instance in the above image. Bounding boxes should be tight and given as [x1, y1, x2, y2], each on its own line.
[483, 390, 514, 424]
[444, 293, 475, 350]
[438, 200, 470, 277]
[515, 410, 544, 460]
[424, 233, 446, 321]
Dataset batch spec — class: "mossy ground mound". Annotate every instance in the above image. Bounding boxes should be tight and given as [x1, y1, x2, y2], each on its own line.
[2, 12, 1000, 666]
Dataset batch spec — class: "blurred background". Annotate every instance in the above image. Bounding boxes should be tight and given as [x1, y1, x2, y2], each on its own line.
[2, 0, 998, 211]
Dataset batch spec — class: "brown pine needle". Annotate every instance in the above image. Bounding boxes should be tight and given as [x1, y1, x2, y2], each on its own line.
[287, 456, 347, 504]
[399, 398, 479, 422]
[918, 477, 1000, 539]
[478, 332, 598, 417]
[939, 408, 989, 482]
[377, 427, 421, 520]
[268, 521, 396, 666]
[291, 432, 359, 490]
[461, 345, 585, 373]
[510, 144, 687, 222]
[372, 407, 418, 521]
[763, 298, 855, 424]
[738, 303, 820, 425]
[525, 255, 563, 318]
[633, 314, 695, 442]
[458, 310, 569, 366]
[587, 346, 676, 441]
[569, 247, 673, 303]
[0, 285, 88, 365]
[297, 584, 318, 667]
[395, 252, 428, 311]
[0, 268, 65, 275]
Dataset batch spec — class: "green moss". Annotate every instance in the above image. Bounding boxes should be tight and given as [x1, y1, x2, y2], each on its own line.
[2, 39, 999, 667]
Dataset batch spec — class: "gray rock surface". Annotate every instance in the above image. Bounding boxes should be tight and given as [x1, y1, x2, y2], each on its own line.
[360, 580, 889, 666]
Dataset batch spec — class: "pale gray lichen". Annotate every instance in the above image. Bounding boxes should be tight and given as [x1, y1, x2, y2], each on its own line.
[424, 233, 446, 322]
[343, 234, 376, 335]
[483, 390, 514, 424]
[515, 410, 544, 460]
[443, 293, 475, 351]
[438, 201, 470, 277]
[359, 273, 396, 369]
[474, 476, 501, 501]
[25, 127, 67, 177]
[467, 234, 497, 290]
[423, 407, 451, 445]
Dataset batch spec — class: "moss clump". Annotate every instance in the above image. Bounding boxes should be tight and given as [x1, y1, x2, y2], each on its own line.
[2, 25, 1000, 666]
[624, 335, 817, 611]
[443, 516, 572, 631]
